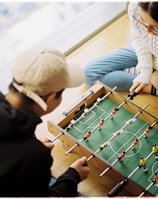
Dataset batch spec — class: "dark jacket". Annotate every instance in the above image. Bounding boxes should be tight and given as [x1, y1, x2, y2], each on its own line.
[0, 92, 80, 197]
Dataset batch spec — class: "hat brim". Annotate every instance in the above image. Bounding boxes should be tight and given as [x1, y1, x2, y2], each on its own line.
[66, 61, 85, 88]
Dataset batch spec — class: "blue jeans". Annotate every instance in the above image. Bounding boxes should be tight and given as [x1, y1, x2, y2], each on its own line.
[83, 45, 138, 91]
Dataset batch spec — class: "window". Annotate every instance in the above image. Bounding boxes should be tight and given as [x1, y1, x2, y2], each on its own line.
[38, 2, 127, 55]
[0, 2, 93, 67]
[0, 2, 126, 94]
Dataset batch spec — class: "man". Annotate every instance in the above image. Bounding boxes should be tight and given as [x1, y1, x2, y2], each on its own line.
[0, 47, 89, 197]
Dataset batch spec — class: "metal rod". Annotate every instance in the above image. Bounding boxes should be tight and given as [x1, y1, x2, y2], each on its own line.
[64, 143, 79, 155]
[50, 132, 64, 143]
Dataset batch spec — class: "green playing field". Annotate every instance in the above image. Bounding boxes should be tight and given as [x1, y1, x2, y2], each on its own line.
[65, 97, 158, 196]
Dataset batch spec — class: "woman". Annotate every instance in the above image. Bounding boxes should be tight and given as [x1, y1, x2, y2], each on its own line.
[83, 2, 158, 95]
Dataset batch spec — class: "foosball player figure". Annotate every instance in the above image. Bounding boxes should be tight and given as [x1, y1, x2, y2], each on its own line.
[110, 108, 119, 119]
[66, 119, 76, 131]
[125, 117, 136, 125]
[97, 97, 102, 103]
[132, 138, 139, 149]
[98, 120, 105, 130]
[82, 108, 89, 117]
[84, 131, 91, 141]
[139, 157, 148, 172]
[154, 173, 158, 184]
[94, 97, 101, 107]
[152, 144, 158, 159]
[118, 151, 126, 161]
[143, 125, 152, 137]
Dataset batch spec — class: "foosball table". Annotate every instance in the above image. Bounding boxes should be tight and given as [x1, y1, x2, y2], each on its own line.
[47, 83, 158, 197]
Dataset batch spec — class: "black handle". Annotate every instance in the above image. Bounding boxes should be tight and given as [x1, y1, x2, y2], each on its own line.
[128, 92, 137, 100]
[108, 179, 128, 197]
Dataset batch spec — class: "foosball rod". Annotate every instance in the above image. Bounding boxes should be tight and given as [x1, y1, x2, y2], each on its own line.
[108, 151, 154, 197]
[77, 94, 134, 142]
[80, 91, 142, 141]
[64, 90, 138, 154]
[82, 86, 119, 121]
[100, 142, 139, 176]
[65, 86, 117, 131]
[80, 90, 139, 139]
[99, 120, 158, 176]
[138, 180, 156, 197]
[101, 91, 139, 120]
[49, 132, 64, 143]
[64, 115, 106, 155]
[98, 91, 137, 125]
[99, 86, 117, 101]
[86, 104, 149, 162]
[63, 86, 118, 117]
[143, 120, 158, 137]
[66, 103, 148, 156]
[65, 88, 137, 133]
[62, 89, 94, 116]
[48, 118, 158, 144]
[64, 122, 100, 155]
[65, 87, 133, 155]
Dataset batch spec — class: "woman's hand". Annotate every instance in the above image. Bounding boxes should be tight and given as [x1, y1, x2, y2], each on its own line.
[129, 82, 147, 94]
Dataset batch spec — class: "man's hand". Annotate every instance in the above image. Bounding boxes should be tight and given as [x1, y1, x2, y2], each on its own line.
[70, 156, 90, 181]
[37, 137, 55, 149]
[129, 82, 147, 94]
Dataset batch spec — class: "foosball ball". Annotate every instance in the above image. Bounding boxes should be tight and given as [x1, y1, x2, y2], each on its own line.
[47, 83, 158, 197]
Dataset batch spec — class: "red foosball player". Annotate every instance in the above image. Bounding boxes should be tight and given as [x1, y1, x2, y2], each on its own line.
[98, 120, 105, 130]
[154, 173, 158, 186]
[152, 144, 158, 159]
[83, 131, 91, 140]
[139, 157, 148, 172]
[118, 151, 126, 161]
[110, 108, 119, 118]
[143, 126, 152, 137]
[132, 139, 139, 149]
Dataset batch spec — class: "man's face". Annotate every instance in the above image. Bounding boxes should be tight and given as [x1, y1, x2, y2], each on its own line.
[46, 89, 64, 114]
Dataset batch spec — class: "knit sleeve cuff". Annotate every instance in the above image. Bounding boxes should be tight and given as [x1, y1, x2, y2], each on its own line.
[133, 68, 152, 84]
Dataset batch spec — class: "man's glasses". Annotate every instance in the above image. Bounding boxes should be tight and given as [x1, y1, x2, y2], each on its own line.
[133, 6, 158, 34]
